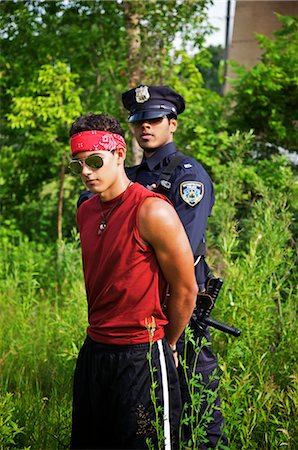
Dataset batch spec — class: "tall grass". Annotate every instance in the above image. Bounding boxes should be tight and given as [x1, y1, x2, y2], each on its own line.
[208, 161, 298, 448]
[0, 177, 297, 449]
[0, 228, 86, 449]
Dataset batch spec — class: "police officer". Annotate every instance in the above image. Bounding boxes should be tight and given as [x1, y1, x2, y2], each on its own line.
[122, 85, 228, 449]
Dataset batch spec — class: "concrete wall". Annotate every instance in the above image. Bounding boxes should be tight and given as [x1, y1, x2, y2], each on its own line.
[226, 0, 298, 89]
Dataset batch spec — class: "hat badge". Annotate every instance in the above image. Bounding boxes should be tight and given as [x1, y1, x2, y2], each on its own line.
[135, 85, 150, 103]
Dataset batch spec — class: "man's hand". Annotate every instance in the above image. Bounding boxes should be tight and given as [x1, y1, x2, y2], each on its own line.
[169, 343, 179, 368]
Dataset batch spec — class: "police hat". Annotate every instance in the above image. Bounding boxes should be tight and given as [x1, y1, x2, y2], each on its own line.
[122, 85, 185, 122]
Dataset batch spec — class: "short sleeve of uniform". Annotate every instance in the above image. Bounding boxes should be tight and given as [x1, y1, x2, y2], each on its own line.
[166, 158, 214, 255]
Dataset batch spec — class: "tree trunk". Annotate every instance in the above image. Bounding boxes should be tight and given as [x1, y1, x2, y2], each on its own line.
[57, 155, 65, 241]
[123, 1, 143, 164]
[123, 1, 141, 88]
[130, 125, 143, 165]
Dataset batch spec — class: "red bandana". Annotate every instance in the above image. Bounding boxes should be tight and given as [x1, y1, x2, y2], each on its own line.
[70, 130, 126, 155]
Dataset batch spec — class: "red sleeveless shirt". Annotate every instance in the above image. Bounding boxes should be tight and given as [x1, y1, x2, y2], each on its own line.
[77, 182, 171, 345]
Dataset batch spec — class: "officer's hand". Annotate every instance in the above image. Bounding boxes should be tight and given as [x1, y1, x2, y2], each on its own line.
[146, 183, 157, 191]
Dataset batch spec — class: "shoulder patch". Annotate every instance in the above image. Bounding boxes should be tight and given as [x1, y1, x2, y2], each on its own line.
[183, 163, 193, 169]
[180, 181, 204, 207]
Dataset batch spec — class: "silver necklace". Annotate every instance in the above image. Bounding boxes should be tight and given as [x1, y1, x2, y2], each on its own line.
[98, 181, 132, 235]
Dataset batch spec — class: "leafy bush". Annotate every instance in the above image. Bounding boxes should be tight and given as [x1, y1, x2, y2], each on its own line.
[205, 132, 298, 449]
[226, 15, 298, 152]
[0, 232, 85, 449]
[0, 392, 24, 449]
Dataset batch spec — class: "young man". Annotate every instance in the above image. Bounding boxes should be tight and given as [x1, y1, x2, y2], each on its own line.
[68, 112, 197, 449]
[122, 85, 228, 448]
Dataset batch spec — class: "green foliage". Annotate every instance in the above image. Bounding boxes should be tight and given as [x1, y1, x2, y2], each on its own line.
[0, 229, 85, 448]
[0, 392, 24, 449]
[0, 0, 215, 241]
[0, 3, 297, 448]
[7, 61, 81, 133]
[131, 0, 211, 83]
[167, 50, 226, 172]
[146, 329, 228, 449]
[1, 0, 212, 118]
[208, 130, 297, 253]
[205, 131, 298, 449]
[179, 331, 226, 449]
[196, 45, 224, 93]
[226, 15, 298, 151]
[1, 62, 82, 240]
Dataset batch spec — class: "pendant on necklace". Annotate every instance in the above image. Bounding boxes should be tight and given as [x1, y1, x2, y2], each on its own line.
[98, 222, 107, 235]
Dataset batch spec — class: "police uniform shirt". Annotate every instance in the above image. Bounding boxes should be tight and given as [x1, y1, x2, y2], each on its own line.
[126, 142, 215, 287]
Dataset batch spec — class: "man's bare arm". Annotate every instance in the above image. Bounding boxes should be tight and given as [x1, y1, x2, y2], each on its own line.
[139, 197, 198, 347]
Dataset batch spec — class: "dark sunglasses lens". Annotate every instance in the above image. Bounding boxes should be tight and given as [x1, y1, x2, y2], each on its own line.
[68, 155, 104, 174]
[68, 160, 82, 174]
[85, 154, 104, 169]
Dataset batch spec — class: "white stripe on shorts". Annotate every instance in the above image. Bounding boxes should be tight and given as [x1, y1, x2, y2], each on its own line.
[157, 339, 171, 450]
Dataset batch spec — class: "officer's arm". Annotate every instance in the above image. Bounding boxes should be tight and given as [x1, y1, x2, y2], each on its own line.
[138, 197, 198, 347]
[168, 165, 214, 255]
[77, 191, 94, 209]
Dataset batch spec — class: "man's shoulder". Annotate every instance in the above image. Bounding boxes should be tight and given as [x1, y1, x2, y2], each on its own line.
[138, 194, 176, 235]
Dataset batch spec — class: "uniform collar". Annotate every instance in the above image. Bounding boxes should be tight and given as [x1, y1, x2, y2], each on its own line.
[141, 142, 177, 171]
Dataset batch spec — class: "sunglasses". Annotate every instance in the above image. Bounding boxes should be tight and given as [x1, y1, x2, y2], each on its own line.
[68, 154, 104, 175]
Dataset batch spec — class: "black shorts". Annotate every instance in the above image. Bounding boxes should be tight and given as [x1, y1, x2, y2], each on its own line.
[70, 336, 181, 449]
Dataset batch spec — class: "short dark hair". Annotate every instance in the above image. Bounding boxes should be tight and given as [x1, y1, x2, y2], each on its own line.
[70, 112, 125, 137]
[167, 113, 177, 122]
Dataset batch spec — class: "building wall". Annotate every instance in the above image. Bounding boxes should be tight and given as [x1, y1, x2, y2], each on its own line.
[226, 0, 298, 89]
